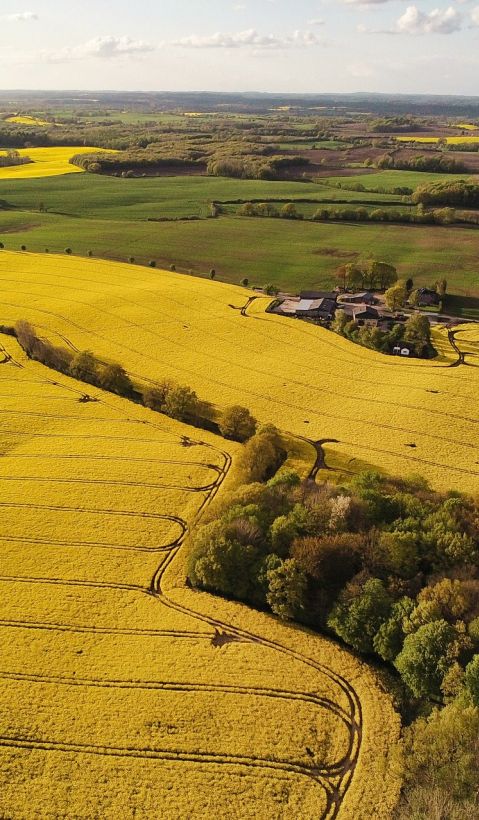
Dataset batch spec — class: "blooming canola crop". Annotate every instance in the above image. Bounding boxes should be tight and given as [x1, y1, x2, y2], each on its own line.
[0, 147, 114, 179]
[0, 333, 400, 819]
[0, 251, 477, 493]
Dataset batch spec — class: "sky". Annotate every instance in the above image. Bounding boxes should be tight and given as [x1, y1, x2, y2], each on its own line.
[0, 0, 479, 95]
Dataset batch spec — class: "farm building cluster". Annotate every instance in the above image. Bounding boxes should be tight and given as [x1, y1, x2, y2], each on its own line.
[271, 287, 443, 357]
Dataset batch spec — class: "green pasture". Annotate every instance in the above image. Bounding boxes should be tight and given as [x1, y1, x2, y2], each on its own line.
[0, 173, 407, 222]
[1, 209, 477, 301]
[324, 169, 477, 192]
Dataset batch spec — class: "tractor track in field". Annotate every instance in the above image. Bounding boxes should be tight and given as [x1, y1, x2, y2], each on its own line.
[0, 534, 188, 554]
[0, 736, 338, 797]
[0, 474, 222, 492]
[0, 619, 212, 638]
[0, 669, 351, 727]
[0, 325, 363, 817]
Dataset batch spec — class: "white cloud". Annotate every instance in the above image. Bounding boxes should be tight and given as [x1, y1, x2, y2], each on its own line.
[2, 11, 38, 22]
[344, 0, 397, 5]
[397, 5, 462, 33]
[171, 28, 322, 49]
[42, 35, 155, 63]
[471, 6, 479, 24]
[360, 5, 463, 33]
[308, 18, 325, 26]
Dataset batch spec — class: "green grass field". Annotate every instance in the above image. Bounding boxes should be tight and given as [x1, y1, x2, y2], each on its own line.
[0, 174, 407, 221]
[1, 207, 478, 297]
[326, 170, 477, 192]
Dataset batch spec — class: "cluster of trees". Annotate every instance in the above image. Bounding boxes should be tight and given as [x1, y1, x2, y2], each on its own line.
[333, 310, 434, 358]
[238, 201, 304, 219]
[335, 259, 398, 291]
[370, 116, 427, 133]
[413, 179, 479, 208]
[70, 138, 309, 181]
[376, 152, 466, 173]
[188, 466, 479, 814]
[189, 468, 479, 694]
[312, 205, 456, 226]
[0, 150, 32, 168]
[11, 321, 259, 440]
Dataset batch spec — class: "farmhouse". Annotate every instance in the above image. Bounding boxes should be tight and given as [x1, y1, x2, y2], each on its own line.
[340, 304, 382, 327]
[276, 290, 338, 322]
[278, 296, 337, 321]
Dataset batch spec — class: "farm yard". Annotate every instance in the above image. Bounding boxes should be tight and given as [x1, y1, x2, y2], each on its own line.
[0, 252, 478, 493]
[0, 333, 400, 819]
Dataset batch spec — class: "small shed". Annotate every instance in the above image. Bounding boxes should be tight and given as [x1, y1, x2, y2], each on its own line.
[416, 288, 440, 307]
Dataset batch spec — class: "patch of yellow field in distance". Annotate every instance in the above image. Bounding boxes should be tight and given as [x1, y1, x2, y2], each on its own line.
[5, 115, 51, 126]
[397, 135, 479, 144]
[0, 146, 115, 179]
[455, 123, 479, 131]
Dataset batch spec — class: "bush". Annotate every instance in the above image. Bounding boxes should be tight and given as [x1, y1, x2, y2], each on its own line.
[149, 260, 156, 268]
[219, 405, 257, 442]
[395, 620, 457, 698]
[163, 384, 201, 422]
[64, 248, 72, 255]
[237, 425, 285, 483]
[70, 350, 99, 385]
[99, 363, 133, 396]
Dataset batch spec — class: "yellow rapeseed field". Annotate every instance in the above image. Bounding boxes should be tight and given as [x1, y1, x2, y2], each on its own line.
[397, 135, 479, 145]
[455, 123, 479, 131]
[0, 251, 477, 494]
[0, 147, 114, 179]
[0, 333, 400, 818]
[5, 115, 52, 126]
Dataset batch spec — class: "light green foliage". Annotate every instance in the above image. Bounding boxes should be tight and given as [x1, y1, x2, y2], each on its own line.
[327, 578, 392, 654]
[266, 558, 308, 620]
[373, 597, 415, 662]
[395, 620, 457, 698]
[465, 655, 479, 706]
[395, 700, 479, 817]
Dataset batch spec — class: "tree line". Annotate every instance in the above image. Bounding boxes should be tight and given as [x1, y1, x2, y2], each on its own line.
[10, 321, 258, 443]
[413, 179, 479, 208]
[237, 201, 459, 226]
